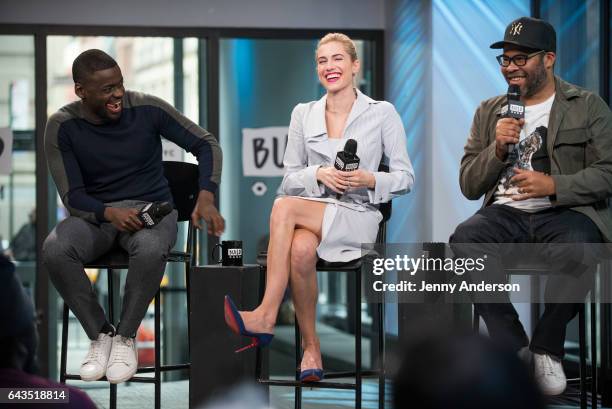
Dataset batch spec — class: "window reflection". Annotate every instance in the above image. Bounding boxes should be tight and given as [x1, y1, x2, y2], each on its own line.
[540, 0, 601, 92]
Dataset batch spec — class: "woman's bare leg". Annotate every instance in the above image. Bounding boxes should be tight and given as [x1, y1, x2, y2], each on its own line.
[289, 228, 323, 371]
[239, 197, 326, 334]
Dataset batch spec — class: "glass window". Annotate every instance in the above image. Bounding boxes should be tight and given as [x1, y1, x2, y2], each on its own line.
[539, 0, 606, 378]
[0, 35, 36, 296]
[541, 0, 601, 93]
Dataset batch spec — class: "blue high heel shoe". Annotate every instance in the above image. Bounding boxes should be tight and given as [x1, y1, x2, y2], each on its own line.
[224, 295, 274, 353]
[299, 368, 324, 382]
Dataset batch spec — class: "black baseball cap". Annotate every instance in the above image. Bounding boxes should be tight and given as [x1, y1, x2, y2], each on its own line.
[490, 17, 556, 52]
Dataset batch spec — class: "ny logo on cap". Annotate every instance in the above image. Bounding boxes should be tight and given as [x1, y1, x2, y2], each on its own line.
[510, 22, 523, 36]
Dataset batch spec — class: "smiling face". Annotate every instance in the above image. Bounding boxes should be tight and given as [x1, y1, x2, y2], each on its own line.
[75, 65, 125, 123]
[501, 47, 554, 99]
[316, 41, 360, 93]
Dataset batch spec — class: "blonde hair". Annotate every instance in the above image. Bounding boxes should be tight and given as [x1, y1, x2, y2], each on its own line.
[316, 33, 358, 62]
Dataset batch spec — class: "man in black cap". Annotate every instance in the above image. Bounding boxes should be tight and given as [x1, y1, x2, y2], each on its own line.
[450, 17, 612, 395]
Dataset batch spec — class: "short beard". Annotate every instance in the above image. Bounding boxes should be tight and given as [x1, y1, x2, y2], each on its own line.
[522, 57, 548, 98]
[94, 105, 120, 123]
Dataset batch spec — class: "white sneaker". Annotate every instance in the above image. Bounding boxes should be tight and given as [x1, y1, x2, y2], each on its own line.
[533, 352, 567, 395]
[80, 331, 114, 381]
[106, 335, 138, 384]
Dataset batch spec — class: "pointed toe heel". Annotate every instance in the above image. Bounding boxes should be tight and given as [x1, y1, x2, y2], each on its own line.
[224, 295, 274, 353]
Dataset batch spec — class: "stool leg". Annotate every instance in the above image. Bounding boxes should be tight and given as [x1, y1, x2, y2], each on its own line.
[356, 269, 362, 409]
[186, 224, 194, 352]
[108, 269, 117, 409]
[531, 277, 541, 334]
[60, 302, 69, 384]
[255, 266, 265, 382]
[591, 302, 597, 409]
[294, 316, 302, 409]
[377, 300, 385, 409]
[580, 305, 587, 409]
[110, 384, 117, 409]
[186, 260, 191, 357]
[108, 268, 114, 325]
[155, 290, 161, 409]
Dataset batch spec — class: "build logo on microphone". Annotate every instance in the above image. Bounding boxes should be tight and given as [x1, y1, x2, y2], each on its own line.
[508, 102, 524, 116]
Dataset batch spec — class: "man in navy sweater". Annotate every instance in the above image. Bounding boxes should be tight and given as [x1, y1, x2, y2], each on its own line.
[42, 49, 224, 384]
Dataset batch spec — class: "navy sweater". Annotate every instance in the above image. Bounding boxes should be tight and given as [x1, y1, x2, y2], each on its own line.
[44, 91, 222, 222]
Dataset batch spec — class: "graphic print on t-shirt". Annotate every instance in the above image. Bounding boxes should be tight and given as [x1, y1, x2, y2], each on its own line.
[499, 125, 549, 191]
[493, 92, 555, 212]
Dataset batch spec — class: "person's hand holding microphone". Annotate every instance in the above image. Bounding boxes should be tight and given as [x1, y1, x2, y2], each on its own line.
[495, 117, 524, 161]
[104, 207, 143, 232]
[496, 84, 524, 161]
[316, 139, 374, 197]
[337, 169, 375, 189]
[316, 166, 348, 194]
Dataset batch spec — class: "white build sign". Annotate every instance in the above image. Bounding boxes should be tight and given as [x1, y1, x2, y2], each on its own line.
[242, 127, 288, 177]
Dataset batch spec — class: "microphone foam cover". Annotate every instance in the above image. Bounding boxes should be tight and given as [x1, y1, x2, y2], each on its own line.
[344, 139, 358, 156]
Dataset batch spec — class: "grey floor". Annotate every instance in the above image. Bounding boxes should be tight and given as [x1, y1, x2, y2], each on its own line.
[77, 378, 392, 409]
[64, 318, 608, 409]
[74, 380, 607, 409]
[65, 319, 385, 409]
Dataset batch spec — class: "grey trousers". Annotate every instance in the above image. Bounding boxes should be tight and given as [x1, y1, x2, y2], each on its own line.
[42, 200, 178, 340]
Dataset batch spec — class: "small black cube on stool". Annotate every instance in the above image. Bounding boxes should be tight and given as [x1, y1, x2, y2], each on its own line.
[189, 264, 265, 407]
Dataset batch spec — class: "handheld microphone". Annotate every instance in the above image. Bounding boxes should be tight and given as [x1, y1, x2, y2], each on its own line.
[138, 201, 173, 228]
[506, 84, 524, 153]
[334, 139, 360, 199]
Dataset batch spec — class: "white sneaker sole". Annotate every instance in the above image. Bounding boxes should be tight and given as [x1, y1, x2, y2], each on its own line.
[80, 367, 106, 382]
[106, 367, 138, 384]
[540, 384, 566, 396]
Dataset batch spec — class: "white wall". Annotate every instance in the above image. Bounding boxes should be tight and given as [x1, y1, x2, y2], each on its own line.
[0, 0, 385, 29]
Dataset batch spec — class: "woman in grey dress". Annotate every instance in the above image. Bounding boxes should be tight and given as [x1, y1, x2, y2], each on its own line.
[225, 33, 414, 381]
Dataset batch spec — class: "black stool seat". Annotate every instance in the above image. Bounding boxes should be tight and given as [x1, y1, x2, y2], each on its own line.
[167, 250, 192, 263]
[86, 246, 192, 268]
[503, 261, 550, 272]
[317, 259, 363, 271]
[257, 253, 363, 272]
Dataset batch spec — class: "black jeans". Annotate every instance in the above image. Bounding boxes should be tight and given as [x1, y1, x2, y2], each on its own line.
[450, 204, 602, 358]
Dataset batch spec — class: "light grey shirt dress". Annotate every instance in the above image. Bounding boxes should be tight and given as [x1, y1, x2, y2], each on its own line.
[279, 89, 415, 262]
